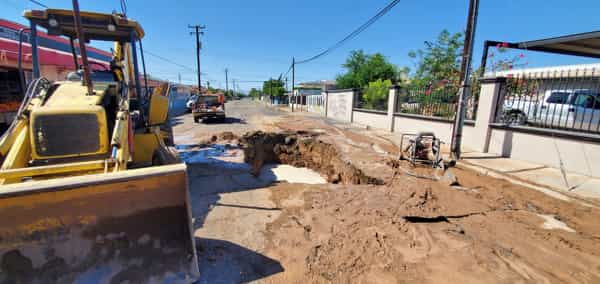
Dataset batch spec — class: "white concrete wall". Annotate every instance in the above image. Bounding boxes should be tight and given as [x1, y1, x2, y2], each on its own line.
[326, 90, 354, 122]
[487, 128, 600, 177]
[320, 69, 600, 177]
[353, 110, 389, 130]
[393, 115, 453, 142]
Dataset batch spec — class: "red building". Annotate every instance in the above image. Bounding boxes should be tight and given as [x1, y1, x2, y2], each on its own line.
[0, 19, 112, 81]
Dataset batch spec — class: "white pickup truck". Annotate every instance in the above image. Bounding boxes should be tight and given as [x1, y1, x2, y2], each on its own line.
[502, 89, 600, 132]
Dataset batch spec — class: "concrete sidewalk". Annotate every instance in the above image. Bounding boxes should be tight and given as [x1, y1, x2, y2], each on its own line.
[331, 118, 600, 203]
[460, 152, 600, 200]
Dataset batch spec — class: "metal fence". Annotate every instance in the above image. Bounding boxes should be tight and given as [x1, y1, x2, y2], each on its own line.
[353, 88, 388, 112]
[495, 69, 600, 135]
[394, 85, 478, 120]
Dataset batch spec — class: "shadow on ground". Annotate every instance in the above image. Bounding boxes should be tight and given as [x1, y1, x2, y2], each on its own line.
[200, 117, 246, 125]
[179, 143, 284, 282]
[169, 117, 185, 127]
[196, 238, 284, 283]
[182, 144, 278, 229]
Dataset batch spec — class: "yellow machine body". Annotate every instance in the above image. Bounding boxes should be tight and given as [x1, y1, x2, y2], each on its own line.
[0, 9, 199, 283]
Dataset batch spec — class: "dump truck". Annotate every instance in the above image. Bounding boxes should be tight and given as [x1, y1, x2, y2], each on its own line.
[0, 8, 199, 282]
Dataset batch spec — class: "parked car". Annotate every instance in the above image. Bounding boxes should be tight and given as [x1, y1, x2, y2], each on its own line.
[192, 94, 226, 122]
[186, 95, 198, 112]
[502, 89, 600, 131]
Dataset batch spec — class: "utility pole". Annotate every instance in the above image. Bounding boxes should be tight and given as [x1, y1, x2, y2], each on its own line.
[178, 73, 181, 84]
[188, 24, 206, 93]
[232, 79, 236, 96]
[225, 68, 229, 96]
[291, 57, 295, 112]
[450, 0, 480, 160]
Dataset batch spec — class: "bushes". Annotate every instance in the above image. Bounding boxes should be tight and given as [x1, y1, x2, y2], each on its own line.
[361, 79, 391, 110]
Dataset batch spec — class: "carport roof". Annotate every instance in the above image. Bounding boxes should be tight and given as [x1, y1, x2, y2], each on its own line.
[495, 31, 600, 59]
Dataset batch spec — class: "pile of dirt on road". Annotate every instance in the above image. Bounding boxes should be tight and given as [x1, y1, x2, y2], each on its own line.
[263, 165, 600, 283]
[240, 131, 383, 185]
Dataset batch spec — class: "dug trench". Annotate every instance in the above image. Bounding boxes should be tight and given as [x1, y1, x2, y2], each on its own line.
[240, 130, 384, 185]
[230, 130, 600, 283]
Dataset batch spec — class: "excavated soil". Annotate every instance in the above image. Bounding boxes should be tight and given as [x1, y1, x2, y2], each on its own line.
[241, 131, 383, 185]
[233, 130, 600, 283]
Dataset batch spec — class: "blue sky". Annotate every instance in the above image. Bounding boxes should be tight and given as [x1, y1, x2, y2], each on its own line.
[3, 0, 600, 92]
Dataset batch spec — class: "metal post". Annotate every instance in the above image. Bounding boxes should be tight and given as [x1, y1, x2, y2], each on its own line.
[130, 32, 142, 101]
[72, 0, 94, 95]
[17, 28, 29, 93]
[29, 22, 40, 79]
[225, 68, 229, 96]
[450, 0, 480, 160]
[291, 57, 295, 112]
[138, 39, 150, 99]
[69, 36, 78, 70]
[479, 40, 491, 78]
[232, 79, 236, 97]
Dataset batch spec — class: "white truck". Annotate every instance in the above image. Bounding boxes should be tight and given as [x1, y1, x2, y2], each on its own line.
[502, 89, 600, 132]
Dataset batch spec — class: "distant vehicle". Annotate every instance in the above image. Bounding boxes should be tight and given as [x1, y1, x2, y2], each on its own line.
[502, 89, 600, 131]
[186, 94, 198, 112]
[193, 94, 226, 122]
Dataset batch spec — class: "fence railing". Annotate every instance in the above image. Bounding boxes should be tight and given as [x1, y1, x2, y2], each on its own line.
[495, 69, 600, 135]
[353, 88, 388, 112]
[394, 85, 477, 120]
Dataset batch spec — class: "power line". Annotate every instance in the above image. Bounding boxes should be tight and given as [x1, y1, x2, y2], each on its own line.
[28, 0, 48, 8]
[232, 80, 264, 83]
[143, 50, 197, 72]
[295, 0, 401, 65]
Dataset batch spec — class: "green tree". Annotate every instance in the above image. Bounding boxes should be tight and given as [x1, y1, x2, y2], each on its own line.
[363, 79, 392, 109]
[248, 88, 260, 98]
[262, 78, 285, 97]
[336, 50, 398, 89]
[408, 29, 463, 89]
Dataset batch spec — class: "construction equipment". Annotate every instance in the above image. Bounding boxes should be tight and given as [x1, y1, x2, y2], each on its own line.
[399, 132, 444, 168]
[0, 8, 199, 282]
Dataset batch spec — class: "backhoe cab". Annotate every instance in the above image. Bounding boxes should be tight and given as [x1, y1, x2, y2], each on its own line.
[0, 9, 198, 282]
[6, 9, 169, 171]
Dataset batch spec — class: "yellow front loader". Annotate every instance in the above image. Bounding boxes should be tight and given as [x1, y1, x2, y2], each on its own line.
[0, 7, 199, 282]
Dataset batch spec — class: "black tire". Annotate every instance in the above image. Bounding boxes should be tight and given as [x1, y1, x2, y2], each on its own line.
[152, 146, 179, 166]
[194, 116, 200, 123]
[502, 110, 527, 126]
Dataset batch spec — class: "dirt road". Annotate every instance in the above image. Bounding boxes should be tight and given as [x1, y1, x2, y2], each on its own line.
[174, 100, 600, 283]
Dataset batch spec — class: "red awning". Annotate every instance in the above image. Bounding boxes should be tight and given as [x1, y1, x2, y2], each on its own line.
[0, 39, 108, 69]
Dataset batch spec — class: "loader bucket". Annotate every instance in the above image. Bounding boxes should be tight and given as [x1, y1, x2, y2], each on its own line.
[0, 164, 199, 283]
